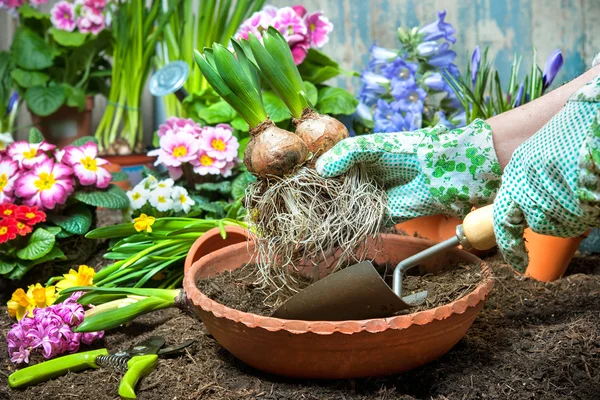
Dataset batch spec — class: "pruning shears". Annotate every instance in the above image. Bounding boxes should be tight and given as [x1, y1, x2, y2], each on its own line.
[8, 336, 193, 399]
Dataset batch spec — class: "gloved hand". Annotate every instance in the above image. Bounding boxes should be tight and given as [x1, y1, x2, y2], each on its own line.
[316, 119, 502, 222]
[494, 74, 600, 272]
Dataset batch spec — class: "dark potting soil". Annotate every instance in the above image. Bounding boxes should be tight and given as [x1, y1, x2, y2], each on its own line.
[196, 262, 483, 316]
[2, 237, 600, 399]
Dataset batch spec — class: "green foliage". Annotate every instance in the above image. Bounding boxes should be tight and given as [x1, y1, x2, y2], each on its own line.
[49, 203, 93, 235]
[74, 185, 130, 209]
[15, 228, 56, 260]
[25, 85, 68, 116]
[316, 87, 359, 116]
[28, 127, 44, 143]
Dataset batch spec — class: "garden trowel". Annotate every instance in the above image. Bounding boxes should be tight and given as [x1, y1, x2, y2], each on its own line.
[272, 204, 496, 321]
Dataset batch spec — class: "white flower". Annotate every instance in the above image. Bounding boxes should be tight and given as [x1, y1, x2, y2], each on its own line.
[140, 175, 158, 190]
[156, 179, 174, 190]
[0, 132, 14, 150]
[171, 186, 195, 214]
[149, 188, 173, 212]
[127, 187, 150, 210]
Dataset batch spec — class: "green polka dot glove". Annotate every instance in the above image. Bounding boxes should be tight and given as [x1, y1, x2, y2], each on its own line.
[316, 119, 502, 223]
[494, 74, 600, 272]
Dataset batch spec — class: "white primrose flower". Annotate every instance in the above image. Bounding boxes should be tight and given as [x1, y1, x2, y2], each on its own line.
[171, 186, 195, 214]
[156, 178, 174, 190]
[127, 187, 150, 210]
[149, 188, 174, 212]
[140, 175, 158, 190]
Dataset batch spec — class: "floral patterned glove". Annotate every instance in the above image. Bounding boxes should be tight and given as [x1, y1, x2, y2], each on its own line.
[316, 119, 502, 223]
[494, 74, 600, 272]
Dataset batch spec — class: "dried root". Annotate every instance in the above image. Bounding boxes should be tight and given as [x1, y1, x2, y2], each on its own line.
[245, 165, 388, 302]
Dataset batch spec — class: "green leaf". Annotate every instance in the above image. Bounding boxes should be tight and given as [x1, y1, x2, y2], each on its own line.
[50, 28, 89, 47]
[16, 228, 56, 260]
[26, 85, 67, 117]
[231, 116, 249, 132]
[28, 127, 44, 144]
[11, 69, 49, 88]
[18, 4, 48, 20]
[110, 171, 129, 182]
[71, 136, 98, 147]
[237, 136, 250, 160]
[44, 226, 62, 235]
[11, 27, 58, 70]
[197, 201, 228, 217]
[49, 203, 93, 235]
[8, 247, 66, 280]
[303, 81, 318, 105]
[232, 171, 256, 199]
[197, 100, 237, 124]
[56, 229, 74, 239]
[316, 87, 358, 116]
[263, 90, 291, 123]
[66, 86, 87, 111]
[298, 49, 344, 84]
[0, 258, 16, 275]
[195, 181, 232, 195]
[74, 185, 129, 209]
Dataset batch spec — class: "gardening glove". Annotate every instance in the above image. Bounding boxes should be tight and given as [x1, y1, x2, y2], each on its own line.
[493, 73, 600, 272]
[315, 119, 502, 222]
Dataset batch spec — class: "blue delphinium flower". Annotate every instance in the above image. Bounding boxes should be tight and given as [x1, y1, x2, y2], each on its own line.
[374, 99, 421, 132]
[423, 72, 446, 91]
[427, 42, 457, 68]
[358, 71, 391, 106]
[380, 57, 418, 81]
[392, 81, 427, 114]
[368, 42, 399, 69]
[418, 10, 456, 44]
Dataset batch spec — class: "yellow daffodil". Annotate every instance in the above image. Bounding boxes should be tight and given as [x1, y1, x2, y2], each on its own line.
[7, 284, 56, 320]
[56, 265, 96, 292]
[133, 213, 155, 233]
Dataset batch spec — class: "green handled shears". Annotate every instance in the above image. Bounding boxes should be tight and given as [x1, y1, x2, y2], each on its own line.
[8, 336, 193, 399]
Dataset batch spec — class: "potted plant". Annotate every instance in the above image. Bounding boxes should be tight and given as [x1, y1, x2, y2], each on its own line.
[8, 2, 112, 148]
[0, 128, 129, 290]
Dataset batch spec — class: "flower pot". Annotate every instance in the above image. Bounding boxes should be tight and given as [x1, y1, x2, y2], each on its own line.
[102, 162, 132, 191]
[523, 229, 590, 282]
[184, 226, 251, 275]
[30, 97, 94, 148]
[102, 154, 155, 187]
[183, 235, 493, 379]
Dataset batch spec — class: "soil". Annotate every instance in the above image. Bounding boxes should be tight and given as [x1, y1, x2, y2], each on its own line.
[196, 262, 483, 316]
[1, 220, 600, 398]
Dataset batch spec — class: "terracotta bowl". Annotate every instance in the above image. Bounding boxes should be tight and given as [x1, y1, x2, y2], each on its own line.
[184, 234, 493, 379]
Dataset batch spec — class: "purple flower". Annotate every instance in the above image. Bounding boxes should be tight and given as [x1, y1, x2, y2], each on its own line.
[6, 92, 18, 115]
[380, 57, 418, 81]
[418, 10, 456, 44]
[305, 11, 333, 48]
[272, 7, 308, 44]
[447, 63, 460, 77]
[373, 100, 421, 132]
[50, 1, 76, 32]
[368, 42, 398, 68]
[427, 42, 456, 68]
[471, 46, 481, 86]
[542, 49, 563, 91]
[355, 102, 373, 123]
[27, 324, 61, 358]
[10, 346, 30, 364]
[514, 82, 525, 107]
[391, 81, 427, 113]
[436, 111, 455, 129]
[417, 41, 441, 57]
[358, 71, 391, 106]
[424, 72, 447, 91]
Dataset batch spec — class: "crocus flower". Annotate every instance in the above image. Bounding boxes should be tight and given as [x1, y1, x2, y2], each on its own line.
[0, 218, 18, 243]
[0, 159, 19, 203]
[77, 5, 105, 35]
[148, 130, 199, 168]
[199, 124, 239, 162]
[127, 186, 150, 210]
[542, 49, 563, 91]
[149, 189, 173, 212]
[514, 81, 525, 107]
[50, 1, 76, 32]
[8, 141, 55, 169]
[192, 151, 228, 176]
[15, 159, 74, 210]
[418, 10, 456, 44]
[63, 142, 112, 188]
[305, 11, 333, 48]
[56, 265, 95, 292]
[171, 186, 195, 214]
[471, 46, 481, 86]
[133, 213, 155, 233]
[272, 7, 308, 44]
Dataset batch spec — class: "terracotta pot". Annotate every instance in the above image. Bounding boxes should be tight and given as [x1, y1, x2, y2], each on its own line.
[183, 235, 493, 379]
[31, 96, 94, 148]
[523, 229, 590, 282]
[184, 225, 251, 275]
[102, 154, 155, 187]
[102, 162, 132, 191]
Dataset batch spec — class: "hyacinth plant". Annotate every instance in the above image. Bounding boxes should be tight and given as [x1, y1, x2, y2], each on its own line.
[7, 1, 112, 118]
[444, 46, 564, 124]
[354, 10, 464, 135]
[0, 129, 128, 280]
[95, 0, 179, 155]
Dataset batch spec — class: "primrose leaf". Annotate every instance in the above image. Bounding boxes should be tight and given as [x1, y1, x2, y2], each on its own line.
[74, 185, 129, 209]
[316, 87, 359, 116]
[26, 85, 67, 117]
[49, 203, 93, 235]
[16, 228, 56, 260]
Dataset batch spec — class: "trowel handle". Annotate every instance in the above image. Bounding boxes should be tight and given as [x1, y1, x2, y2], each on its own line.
[460, 204, 496, 251]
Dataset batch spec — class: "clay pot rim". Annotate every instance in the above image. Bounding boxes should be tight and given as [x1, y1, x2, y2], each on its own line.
[184, 225, 252, 273]
[183, 234, 494, 336]
[102, 154, 156, 166]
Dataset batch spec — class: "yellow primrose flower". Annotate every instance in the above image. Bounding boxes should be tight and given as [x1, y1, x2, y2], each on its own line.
[7, 284, 56, 320]
[133, 213, 155, 233]
[56, 265, 96, 292]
